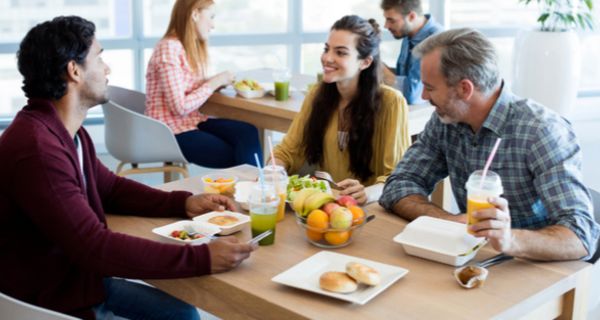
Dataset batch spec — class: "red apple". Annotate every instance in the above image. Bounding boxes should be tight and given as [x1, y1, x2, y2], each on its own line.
[321, 202, 340, 215]
[336, 195, 358, 207]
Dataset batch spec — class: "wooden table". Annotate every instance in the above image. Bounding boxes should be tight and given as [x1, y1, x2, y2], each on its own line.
[202, 68, 434, 138]
[107, 165, 592, 320]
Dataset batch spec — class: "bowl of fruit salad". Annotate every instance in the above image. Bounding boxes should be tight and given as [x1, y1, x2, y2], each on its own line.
[234, 79, 265, 99]
[202, 173, 238, 196]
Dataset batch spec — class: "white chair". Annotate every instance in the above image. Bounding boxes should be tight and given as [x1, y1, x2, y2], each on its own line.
[102, 85, 189, 182]
[0, 291, 77, 320]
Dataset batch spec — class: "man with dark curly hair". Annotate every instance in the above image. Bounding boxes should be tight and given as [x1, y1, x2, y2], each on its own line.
[0, 16, 256, 319]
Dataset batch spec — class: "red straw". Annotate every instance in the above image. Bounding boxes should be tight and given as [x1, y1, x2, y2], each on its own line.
[480, 138, 502, 188]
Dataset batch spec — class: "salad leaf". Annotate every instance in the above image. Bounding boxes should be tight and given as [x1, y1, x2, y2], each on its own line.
[287, 174, 328, 201]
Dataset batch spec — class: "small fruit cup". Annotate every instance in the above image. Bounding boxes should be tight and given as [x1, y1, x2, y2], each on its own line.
[294, 212, 366, 249]
[202, 173, 238, 196]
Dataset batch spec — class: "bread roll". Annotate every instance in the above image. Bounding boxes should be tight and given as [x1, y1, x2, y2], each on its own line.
[319, 271, 357, 293]
[346, 261, 381, 286]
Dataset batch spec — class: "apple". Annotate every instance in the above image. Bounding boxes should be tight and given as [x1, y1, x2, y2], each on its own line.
[336, 195, 358, 207]
[321, 202, 340, 215]
[330, 207, 352, 229]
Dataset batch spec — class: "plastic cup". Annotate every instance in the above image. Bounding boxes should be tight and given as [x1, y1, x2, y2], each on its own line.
[263, 165, 288, 222]
[273, 69, 291, 101]
[465, 170, 503, 235]
[249, 184, 279, 245]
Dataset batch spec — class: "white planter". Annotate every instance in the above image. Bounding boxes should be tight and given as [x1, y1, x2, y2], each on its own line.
[512, 29, 581, 117]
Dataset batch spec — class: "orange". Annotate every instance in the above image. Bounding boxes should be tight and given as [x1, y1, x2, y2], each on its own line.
[306, 209, 329, 230]
[324, 231, 350, 246]
[306, 230, 323, 242]
[348, 205, 365, 226]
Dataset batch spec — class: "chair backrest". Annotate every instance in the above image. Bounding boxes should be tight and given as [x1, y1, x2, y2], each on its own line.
[0, 291, 77, 320]
[102, 100, 188, 164]
[107, 85, 146, 114]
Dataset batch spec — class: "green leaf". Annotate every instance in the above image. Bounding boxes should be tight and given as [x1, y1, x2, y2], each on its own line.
[584, 0, 593, 10]
[538, 12, 550, 23]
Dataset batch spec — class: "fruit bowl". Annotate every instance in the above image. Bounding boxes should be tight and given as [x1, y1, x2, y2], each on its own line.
[291, 192, 368, 248]
[294, 210, 367, 249]
[202, 173, 238, 196]
[234, 79, 265, 99]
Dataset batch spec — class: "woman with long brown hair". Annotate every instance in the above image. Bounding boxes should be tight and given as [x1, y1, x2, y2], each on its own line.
[272, 15, 410, 205]
[146, 0, 262, 167]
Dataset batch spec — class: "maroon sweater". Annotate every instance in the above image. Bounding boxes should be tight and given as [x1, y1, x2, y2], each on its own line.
[0, 99, 211, 319]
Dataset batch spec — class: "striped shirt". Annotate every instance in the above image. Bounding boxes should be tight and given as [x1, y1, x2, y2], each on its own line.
[380, 83, 599, 260]
[145, 38, 211, 134]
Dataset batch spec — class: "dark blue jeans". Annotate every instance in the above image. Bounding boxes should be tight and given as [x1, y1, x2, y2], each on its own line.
[176, 118, 262, 168]
[94, 278, 200, 320]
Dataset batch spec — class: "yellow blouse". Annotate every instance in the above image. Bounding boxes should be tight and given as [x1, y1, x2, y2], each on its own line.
[273, 85, 410, 186]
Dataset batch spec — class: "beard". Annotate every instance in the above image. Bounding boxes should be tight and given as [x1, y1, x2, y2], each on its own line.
[432, 91, 469, 125]
[391, 21, 412, 39]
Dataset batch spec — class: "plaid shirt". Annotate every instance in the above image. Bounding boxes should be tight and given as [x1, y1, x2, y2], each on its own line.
[145, 38, 211, 134]
[380, 83, 599, 260]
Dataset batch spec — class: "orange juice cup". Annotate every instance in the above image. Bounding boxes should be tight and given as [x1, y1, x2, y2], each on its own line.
[263, 165, 288, 222]
[465, 170, 503, 235]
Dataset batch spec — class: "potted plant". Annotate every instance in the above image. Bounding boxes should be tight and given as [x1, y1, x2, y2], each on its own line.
[512, 0, 594, 117]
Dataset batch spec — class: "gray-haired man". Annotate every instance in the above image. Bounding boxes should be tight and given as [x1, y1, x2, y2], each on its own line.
[380, 28, 599, 262]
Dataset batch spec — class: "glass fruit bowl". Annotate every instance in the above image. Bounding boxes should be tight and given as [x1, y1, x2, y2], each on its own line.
[294, 207, 368, 249]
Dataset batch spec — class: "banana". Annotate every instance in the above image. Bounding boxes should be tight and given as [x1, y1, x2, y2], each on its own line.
[302, 192, 335, 217]
[292, 188, 320, 214]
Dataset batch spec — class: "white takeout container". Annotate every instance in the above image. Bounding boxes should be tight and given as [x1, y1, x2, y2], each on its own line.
[152, 220, 220, 246]
[193, 210, 250, 235]
[392, 216, 486, 266]
[234, 181, 257, 210]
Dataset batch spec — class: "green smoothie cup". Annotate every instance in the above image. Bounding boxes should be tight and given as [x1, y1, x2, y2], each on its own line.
[273, 69, 291, 101]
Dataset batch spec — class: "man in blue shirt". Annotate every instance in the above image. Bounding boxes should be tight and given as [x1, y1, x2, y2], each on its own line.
[381, 0, 443, 104]
[380, 28, 599, 261]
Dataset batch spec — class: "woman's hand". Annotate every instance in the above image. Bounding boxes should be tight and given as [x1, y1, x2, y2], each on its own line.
[337, 179, 367, 205]
[207, 71, 235, 91]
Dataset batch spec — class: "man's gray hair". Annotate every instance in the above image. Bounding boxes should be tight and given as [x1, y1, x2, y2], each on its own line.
[413, 28, 500, 94]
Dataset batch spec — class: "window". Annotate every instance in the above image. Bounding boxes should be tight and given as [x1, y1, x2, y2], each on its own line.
[0, 54, 24, 118]
[0, 0, 132, 42]
[0, 0, 598, 122]
[450, 0, 600, 93]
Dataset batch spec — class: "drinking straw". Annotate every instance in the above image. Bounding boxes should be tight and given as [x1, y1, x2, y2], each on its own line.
[267, 136, 278, 191]
[254, 153, 264, 186]
[254, 153, 265, 201]
[480, 138, 502, 188]
[268, 136, 276, 170]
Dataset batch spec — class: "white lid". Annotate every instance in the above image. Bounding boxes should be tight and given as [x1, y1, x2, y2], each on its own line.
[393, 216, 485, 257]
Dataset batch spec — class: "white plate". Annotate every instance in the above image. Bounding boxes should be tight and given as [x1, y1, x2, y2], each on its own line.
[392, 216, 486, 266]
[192, 210, 250, 235]
[271, 251, 409, 305]
[152, 220, 220, 245]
